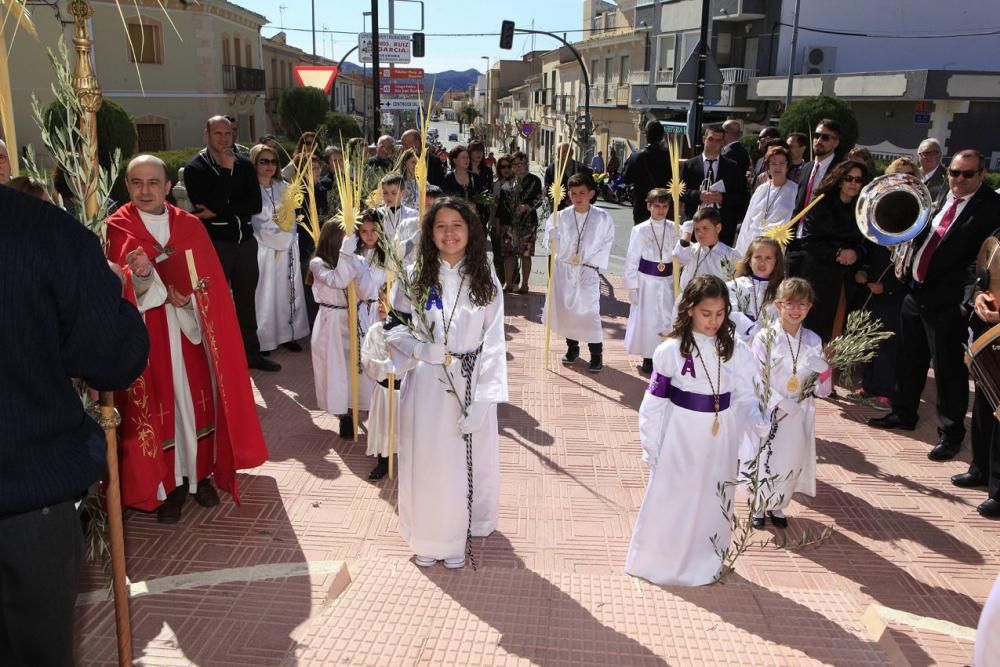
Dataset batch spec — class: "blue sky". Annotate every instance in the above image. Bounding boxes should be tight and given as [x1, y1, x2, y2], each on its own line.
[236, 0, 588, 72]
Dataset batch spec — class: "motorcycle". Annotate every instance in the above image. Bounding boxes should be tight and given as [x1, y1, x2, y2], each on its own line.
[595, 172, 632, 206]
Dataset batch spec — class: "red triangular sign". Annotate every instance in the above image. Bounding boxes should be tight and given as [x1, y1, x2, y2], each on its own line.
[293, 66, 339, 94]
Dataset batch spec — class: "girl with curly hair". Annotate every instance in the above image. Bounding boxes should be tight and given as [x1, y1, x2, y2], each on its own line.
[626, 275, 758, 586]
[386, 197, 508, 569]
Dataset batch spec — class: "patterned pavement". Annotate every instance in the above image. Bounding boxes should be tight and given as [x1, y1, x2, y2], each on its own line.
[76, 274, 999, 666]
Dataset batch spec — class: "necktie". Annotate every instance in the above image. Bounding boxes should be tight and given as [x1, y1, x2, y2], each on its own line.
[803, 161, 820, 205]
[914, 197, 963, 283]
[706, 159, 716, 184]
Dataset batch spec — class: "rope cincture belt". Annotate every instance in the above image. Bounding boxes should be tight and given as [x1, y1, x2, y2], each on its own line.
[318, 302, 347, 309]
[455, 343, 483, 570]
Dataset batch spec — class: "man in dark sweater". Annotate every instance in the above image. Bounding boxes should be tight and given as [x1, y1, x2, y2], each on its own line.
[184, 115, 277, 371]
[622, 121, 672, 224]
[0, 187, 149, 665]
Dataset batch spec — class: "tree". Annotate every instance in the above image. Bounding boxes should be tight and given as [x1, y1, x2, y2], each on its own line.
[44, 97, 137, 169]
[323, 111, 363, 142]
[278, 87, 329, 138]
[457, 103, 479, 134]
[778, 96, 859, 157]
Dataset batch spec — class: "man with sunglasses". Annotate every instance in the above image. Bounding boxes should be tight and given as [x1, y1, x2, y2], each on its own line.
[870, 150, 1000, 467]
[794, 119, 842, 215]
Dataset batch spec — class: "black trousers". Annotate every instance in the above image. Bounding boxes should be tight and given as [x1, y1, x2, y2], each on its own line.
[213, 237, 261, 356]
[970, 386, 1000, 500]
[861, 295, 902, 398]
[567, 339, 603, 355]
[785, 249, 843, 342]
[892, 293, 970, 443]
[0, 500, 83, 666]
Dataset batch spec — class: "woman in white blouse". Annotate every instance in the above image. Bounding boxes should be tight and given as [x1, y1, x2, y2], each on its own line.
[735, 145, 799, 256]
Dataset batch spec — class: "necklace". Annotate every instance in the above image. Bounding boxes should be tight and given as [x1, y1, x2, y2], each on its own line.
[784, 327, 803, 393]
[441, 272, 468, 367]
[749, 277, 763, 320]
[691, 337, 723, 436]
[571, 208, 591, 266]
[761, 181, 783, 224]
[693, 245, 713, 276]
[264, 183, 278, 222]
[649, 219, 667, 272]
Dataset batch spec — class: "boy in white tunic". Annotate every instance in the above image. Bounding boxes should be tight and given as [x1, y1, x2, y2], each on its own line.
[674, 207, 741, 293]
[544, 173, 616, 372]
[387, 197, 508, 569]
[747, 278, 831, 529]
[626, 275, 758, 586]
[624, 188, 676, 374]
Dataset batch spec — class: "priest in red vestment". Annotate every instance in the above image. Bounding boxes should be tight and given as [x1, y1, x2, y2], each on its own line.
[106, 155, 268, 523]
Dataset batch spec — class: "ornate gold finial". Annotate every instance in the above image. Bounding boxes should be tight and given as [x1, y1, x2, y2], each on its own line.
[68, 0, 102, 114]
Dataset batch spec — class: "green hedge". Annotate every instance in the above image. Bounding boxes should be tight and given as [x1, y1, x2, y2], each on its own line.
[148, 147, 202, 186]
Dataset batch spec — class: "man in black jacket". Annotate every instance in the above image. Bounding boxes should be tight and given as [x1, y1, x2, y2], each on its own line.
[622, 120, 672, 224]
[679, 125, 748, 246]
[869, 150, 1000, 461]
[184, 115, 276, 371]
[544, 143, 593, 210]
[0, 187, 149, 665]
[721, 119, 751, 189]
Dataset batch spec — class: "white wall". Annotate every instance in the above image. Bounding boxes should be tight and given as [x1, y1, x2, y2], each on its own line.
[775, 0, 999, 75]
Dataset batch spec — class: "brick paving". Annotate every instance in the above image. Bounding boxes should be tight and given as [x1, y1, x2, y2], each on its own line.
[76, 275, 1000, 666]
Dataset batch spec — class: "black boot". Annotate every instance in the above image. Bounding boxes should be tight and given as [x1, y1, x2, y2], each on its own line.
[562, 340, 580, 364]
[368, 455, 389, 480]
[339, 412, 354, 439]
[641, 358, 653, 374]
[588, 343, 603, 373]
[156, 483, 187, 524]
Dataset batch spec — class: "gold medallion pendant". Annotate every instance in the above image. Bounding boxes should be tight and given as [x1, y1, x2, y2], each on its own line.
[571, 254, 581, 265]
[657, 262, 666, 272]
[787, 374, 800, 393]
[711, 415, 720, 436]
[444, 352, 453, 367]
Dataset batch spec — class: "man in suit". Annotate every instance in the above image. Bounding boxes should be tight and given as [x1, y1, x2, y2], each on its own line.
[544, 143, 593, 210]
[869, 150, 1000, 462]
[917, 138, 947, 202]
[794, 119, 842, 215]
[622, 120, 672, 224]
[679, 125, 747, 246]
[721, 119, 751, 187]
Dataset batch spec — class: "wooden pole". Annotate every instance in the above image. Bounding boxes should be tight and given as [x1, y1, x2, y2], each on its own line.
[69, 1, 132, 663]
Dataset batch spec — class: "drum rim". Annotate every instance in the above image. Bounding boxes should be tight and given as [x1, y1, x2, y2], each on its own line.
[971, 321, 1000, 356]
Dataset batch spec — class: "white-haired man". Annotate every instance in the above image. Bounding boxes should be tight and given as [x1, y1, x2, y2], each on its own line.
[918, 138, 947, 201]
[106, 154, 269, 523]
[367, 134, 395, 171]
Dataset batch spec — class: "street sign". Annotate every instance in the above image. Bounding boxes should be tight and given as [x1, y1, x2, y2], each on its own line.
[914, 112, 931, 125]
[675, 42, 723, 102]
[379, 82, 424, 95]
[359, 32, 411, 64]
[381, 98, 420, 110]
[380, 67, 424, 80]
[292, 66, 338, 94]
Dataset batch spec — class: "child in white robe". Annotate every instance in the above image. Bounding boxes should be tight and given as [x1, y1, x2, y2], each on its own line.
[310, 222, 375, 439]
[544, 172, 616, 372]
[624, 188, 676, 375]
[727, 237, 784, 343]
[626, 275, 758, 586]
[361, 287, 399, 481]
[745, 278, 831, 529]
[673, 207, 741, 294]
[386, 196, 508, 569]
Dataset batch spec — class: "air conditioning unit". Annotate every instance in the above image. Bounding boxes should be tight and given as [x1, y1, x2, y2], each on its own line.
[801, 46, 836, 75]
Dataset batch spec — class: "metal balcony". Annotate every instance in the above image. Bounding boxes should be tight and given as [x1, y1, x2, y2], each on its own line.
[712, 0, 766, 21]
[629, 71, 651, 86]
[223, 65, 266, 92]
[720, 68, 757, 85]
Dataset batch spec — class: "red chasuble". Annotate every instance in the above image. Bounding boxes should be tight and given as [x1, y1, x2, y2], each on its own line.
[106, 203, 268, 511]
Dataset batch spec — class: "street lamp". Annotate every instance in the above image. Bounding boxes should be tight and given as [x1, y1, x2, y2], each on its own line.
[480, 56, 490, 125]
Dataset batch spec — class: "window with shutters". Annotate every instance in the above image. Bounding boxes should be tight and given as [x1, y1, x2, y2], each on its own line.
[126, 21, 162, 64]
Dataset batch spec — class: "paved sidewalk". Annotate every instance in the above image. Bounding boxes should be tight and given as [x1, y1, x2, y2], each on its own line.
[77, 277, 999, 666]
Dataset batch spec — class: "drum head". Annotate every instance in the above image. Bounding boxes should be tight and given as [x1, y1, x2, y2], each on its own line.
[977, 236, 1000, 297]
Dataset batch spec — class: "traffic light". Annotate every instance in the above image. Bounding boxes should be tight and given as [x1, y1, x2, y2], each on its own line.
[412, 32, 425, 58]
[499, 21, 515, 50]
[576, 112, 592, 140]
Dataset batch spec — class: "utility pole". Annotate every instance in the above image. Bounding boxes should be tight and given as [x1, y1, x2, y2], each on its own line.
[784, 0, 802, 112]
[388, 0, 398, 137]
[690, 0, 711, 154]
[371, 0, 381, 142]
[311, 0, 316, 56]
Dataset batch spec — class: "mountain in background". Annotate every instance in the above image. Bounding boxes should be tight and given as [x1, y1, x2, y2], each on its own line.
[339, 62, 481, 98]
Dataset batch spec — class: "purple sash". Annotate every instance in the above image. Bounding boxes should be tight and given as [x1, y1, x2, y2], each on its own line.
[669, 386, 731, 413]
[647, 372, 671, 398]
[638, 257, 672, 277]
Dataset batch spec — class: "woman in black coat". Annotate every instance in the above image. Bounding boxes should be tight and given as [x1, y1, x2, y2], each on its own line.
[786, 160, 870, 341]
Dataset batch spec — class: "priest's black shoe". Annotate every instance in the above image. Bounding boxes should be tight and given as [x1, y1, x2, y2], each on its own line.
[951, 472, 987, 488]
[156, 485, 187, 524]
[588, 354, 603, 373]
[368, 456, 389, 481]
[977, 498, 1000, 518]
[751, 515, 765, 529]
[641, 358, 653, 374]
[282, 340, 303, 352]
[928, 440, 961, 461]
[562, 345, 580, 364]
[339, 414, 354, 439]
[867, 413, 916, 431]
[194, 479, 220, 507]
[767, 512, 788, 529]
[248, 354, 281, 372]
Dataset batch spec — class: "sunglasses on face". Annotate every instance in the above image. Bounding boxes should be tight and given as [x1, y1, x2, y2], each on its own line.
[949, 168, 980, 179]
[842, 175, 865, 184]
[257, 158, 278, 166]
[813, 132, 837, 142]
[918, 151, 940, 157]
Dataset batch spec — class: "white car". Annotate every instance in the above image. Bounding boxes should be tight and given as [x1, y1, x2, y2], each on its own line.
[431, 114, 440, 121]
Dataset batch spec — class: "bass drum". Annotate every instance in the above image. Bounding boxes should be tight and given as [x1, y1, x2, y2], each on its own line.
[969, 323, 1000, 424]
[976, 235, 1000, 297]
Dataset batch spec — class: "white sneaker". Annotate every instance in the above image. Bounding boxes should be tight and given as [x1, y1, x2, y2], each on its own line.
[414, 555, 437, 567]
[443, 557, 466, 569]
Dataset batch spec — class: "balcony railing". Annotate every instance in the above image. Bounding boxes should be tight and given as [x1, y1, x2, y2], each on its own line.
[615, 85, 630, 106]
[720, 67, 757, 85]
[655, 69, 674, 85]
[223, 65, 266, 92]
[629, 71, 651, 85]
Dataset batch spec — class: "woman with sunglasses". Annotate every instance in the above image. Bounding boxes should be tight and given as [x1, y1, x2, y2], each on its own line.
[250, 143, 309, 354]
[497, 152, 543, 293]
[786, 160, 869, 342]
[489, 156, 516, 280]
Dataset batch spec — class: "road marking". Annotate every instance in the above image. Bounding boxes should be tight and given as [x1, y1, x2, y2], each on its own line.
[76, 560, 350, 606]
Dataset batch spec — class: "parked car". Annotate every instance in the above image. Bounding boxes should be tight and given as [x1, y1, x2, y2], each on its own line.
[448, 132, 458, 141]
[431, 114, 440, 121]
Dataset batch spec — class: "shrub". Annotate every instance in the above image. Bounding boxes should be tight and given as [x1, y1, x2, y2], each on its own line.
[277, 87, 329, 137]
[778, 96, 858, 158]
[323, 111, 363, 143]
[43, 97, 137, 169]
